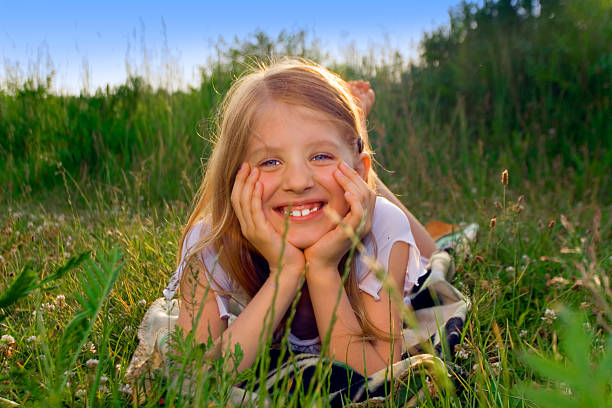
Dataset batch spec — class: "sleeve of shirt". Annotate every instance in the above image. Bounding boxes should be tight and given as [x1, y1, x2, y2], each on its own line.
[356, 196, 427, 300]
[163, 221, 232, 319]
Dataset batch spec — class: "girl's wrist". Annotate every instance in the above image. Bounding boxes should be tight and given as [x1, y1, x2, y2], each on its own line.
[304, 262, 340, 282]
[269, 263, 305, 280]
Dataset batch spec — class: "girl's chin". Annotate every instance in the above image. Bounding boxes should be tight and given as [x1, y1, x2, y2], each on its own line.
[286, 231, 327, 250]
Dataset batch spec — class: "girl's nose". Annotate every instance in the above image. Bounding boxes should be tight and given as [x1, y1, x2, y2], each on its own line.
[281, 161, 314, 193]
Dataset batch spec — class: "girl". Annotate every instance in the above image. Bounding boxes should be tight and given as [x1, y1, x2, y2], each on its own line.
[162, 59, 437, 377]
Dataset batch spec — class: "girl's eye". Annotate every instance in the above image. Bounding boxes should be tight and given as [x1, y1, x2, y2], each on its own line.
[260, 159, 281, 167]
[312, 153, 333, 161]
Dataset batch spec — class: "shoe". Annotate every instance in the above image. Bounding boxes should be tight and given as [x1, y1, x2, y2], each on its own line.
[125, 298, 179, 386]
[434, 223, 479, 254]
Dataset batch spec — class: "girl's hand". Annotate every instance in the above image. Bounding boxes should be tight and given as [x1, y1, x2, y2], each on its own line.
[348, 80, 375, 117]
[231, 163, 305, 274]
[304, 161, 376, 271]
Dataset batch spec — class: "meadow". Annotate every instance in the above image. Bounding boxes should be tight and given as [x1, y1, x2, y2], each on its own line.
[1, 0, 611, 406]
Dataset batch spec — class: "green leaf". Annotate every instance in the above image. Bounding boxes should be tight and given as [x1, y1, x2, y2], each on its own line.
[520, 388, 580, 408]
[0, 251, 91, 310]
[0, 264, 37, 309]
[51, 248, 122, 398]
[38, 251, 91, 288]
[521, 353, 576, 384]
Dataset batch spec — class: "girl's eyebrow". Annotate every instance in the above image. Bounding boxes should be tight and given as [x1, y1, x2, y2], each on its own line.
[248, 139, 343, 157]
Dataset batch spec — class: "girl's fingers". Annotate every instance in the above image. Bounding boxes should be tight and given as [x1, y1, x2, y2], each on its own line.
[344, 191, 365, 230]
[334, 167, 363, 198]
[335, 162, 371, 200]
[239, 167, 259, 232]
[231, 163, 250, 229]
[251, 181, 269, 230]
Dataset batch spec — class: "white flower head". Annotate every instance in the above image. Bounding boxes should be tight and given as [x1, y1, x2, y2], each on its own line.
[0, 335, 15, 344]
[119, 383, 133, 395]
[541, 308, 558, 324]
[55, 294, 66, 307]
[454, 343, 472, 359]
[85, 358, 99, 369]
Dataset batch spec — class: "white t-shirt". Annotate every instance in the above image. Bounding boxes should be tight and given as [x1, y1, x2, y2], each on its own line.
[163, 196, 427, 352]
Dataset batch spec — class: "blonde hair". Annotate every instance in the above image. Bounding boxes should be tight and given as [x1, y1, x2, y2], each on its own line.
[179, 58, 387, 340]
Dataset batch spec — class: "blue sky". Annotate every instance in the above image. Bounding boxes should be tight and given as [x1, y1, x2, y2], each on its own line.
[1, 0, 461, 93]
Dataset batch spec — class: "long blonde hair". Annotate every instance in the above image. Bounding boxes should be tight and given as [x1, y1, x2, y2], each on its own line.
[179, 58, 387, 340]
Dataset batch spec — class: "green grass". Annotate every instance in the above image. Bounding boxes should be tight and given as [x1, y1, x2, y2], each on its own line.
[1, 0, 611, 405]
[1, 164, 610, 406]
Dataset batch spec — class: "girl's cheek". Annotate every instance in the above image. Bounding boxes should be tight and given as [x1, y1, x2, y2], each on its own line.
[257, 173, 278, 202]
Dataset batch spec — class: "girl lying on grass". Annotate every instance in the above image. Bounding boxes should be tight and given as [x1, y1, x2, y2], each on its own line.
[162, 58, 440, 377]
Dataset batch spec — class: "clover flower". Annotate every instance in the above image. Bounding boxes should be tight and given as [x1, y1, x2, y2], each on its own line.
[454, 343, 472, 359]
[541, 308, 557, 324]
[85, 359, 99, 369]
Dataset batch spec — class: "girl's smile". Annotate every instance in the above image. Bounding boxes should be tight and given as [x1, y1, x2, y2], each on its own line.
[245, 101, 367, 249]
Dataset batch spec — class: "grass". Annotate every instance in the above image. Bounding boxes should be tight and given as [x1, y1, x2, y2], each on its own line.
[1, 152, 610, 406]
[1, 0, 611, 405]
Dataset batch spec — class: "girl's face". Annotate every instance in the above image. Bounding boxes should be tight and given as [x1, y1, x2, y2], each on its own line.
[244, 101, 368, 250]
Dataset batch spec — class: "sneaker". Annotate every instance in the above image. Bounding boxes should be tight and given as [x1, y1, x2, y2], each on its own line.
[125, 298, 179, 385]
[434, 223, 479, 254]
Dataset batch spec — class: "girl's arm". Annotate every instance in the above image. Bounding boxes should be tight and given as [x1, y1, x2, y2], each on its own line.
[177, 262, 303, 372]
[306, 241, 408, 376]
[374, 174, 437, 258]
[179, 162, 306, 372]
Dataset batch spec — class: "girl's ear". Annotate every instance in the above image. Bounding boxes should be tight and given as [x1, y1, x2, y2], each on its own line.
[355, 152, 371, 181]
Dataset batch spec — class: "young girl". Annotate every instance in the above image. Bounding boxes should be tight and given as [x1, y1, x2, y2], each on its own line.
[162, 59, 438, 377]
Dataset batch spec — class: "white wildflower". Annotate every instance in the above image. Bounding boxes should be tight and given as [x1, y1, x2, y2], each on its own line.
[85, 341, 96, 354]
[519, 330, 528, 338]
[137, 299, 147, 307]
[115, 363, 121, 372]
[75, 388, 87, 398]
[491, 361, 501, 376]
[41, 302, 56, 312]
[55, 294, 66, 307]
[85, 359, 99, 369]
[0, 335, 15, 344]
[542, 308, 557, 324]
[26, 335, 37, 343]
[505, 266, 515, 272]
[119, 383, 133, 395]
[99, 375, 108, 384]
[454, 343, 471, 359]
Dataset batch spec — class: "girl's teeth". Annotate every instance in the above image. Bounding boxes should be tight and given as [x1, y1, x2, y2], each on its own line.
[285, 206, 320, 217]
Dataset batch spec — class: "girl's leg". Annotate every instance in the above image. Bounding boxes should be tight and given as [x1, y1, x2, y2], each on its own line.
[374, 174, 437, 258]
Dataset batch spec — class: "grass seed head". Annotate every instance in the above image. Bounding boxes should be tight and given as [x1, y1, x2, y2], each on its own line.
[501, 169, 509, 185]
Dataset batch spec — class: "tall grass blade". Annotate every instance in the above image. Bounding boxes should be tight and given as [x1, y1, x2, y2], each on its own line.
[49, 248, 123, 401]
